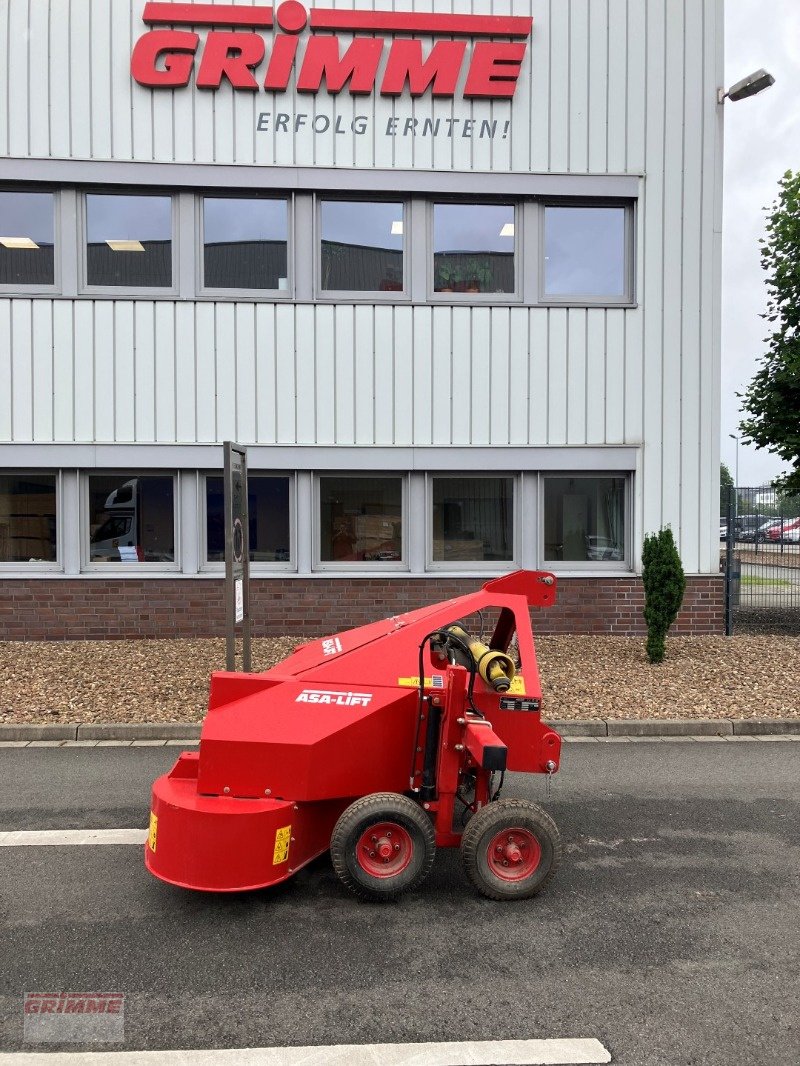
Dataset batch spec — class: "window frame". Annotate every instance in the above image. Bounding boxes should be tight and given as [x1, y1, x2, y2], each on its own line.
[428, 199, 522, 305]
[539, 471, 632, 572]
[199, 471, 296, 573]
[81, 471, 181, 573]
[79, 189, 178, 297]
[0, 470, 62, 572]
[426, 472, 519, 572]
[315, 195, 411, 303]
[197, 193, 294, 299]
[313, 471, 409, 572]
[538, 199, 637, 308]
[0, 186, 61, 296]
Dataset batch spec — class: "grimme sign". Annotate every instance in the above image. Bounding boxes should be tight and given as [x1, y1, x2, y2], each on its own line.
[131, 2, 533, 99]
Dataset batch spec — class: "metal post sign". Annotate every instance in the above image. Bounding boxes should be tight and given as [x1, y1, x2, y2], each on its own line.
[223, 442, 251, 672]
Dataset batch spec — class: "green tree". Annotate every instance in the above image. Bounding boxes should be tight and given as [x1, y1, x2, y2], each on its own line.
[739, 171, 800, 495]
[720, 462, 734, 517]
[642, 528, 686, 665]
[775, 486, 800, 519]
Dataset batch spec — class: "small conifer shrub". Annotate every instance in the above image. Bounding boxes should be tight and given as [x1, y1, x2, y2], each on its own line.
[641, 528, 686, 664]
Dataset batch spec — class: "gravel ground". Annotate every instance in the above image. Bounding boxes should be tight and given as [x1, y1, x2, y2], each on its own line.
[1, 633, 799, 724]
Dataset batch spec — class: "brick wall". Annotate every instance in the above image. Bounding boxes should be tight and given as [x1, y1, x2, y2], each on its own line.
[0, 575, 725, 640]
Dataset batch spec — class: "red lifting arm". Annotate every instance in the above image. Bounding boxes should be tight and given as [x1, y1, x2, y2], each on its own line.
[482, 569, 557, 608]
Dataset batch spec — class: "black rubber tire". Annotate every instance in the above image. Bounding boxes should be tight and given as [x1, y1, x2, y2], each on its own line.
[330, 792, 436, 902]
[460, 799, 562, 901]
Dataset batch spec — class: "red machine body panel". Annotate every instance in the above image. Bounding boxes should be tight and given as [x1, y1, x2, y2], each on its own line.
[198, 680, 418, 801]
[146, 754, 346, 891]
[145, 570, 562, 893]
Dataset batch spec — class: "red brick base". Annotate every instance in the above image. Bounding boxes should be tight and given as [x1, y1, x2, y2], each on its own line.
[0, 575, 725, 640]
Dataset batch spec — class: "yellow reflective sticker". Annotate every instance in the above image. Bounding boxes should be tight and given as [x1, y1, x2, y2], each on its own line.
[508, 675, 526, 694]
[273, 825, 292, 865]
[398, 676, 429, 687]
[148, 811, 158, 853]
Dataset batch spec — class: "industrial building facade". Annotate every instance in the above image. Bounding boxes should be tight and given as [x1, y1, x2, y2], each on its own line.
[0, 0, 724, 639]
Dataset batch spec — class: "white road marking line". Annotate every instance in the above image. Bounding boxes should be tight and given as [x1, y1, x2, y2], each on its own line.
[0, 1037, 612, 1065]
[0, 829, 147, 847]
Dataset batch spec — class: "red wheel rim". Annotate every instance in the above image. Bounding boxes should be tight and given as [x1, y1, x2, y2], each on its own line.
[486, 826, 541, 881]
[355, 821, 414, 879]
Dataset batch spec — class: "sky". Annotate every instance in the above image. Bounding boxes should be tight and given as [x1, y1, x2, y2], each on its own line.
[722, 0, 800, 487]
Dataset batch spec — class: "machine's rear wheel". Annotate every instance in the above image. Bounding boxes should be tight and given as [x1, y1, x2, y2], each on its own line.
[330, 793, 435, 902]
[460, 799, 561, 901]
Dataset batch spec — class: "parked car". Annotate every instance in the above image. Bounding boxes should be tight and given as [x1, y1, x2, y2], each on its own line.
[767, 517, 800, 543]
[719, 522, 728, 541]
[751, 519, 783, 542]
[733, 514, 769, 541]
[738, 518, 776, 542]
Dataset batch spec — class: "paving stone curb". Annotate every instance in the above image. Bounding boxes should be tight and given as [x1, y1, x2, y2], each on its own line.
[1, 719, 798, 741]
[549, 720, 608, 737]
[731, 718, 800, 735]
[0, 725, 78, 741]
[78, 723, 202, 740]
[604, 719, 733, 737]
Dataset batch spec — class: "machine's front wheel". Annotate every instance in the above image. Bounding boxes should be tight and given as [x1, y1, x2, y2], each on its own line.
[460, 799, 562, 901]
[330, 793, 436, 902]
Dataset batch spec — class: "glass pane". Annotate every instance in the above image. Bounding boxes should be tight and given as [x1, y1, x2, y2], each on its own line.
[88, 475, 174, 563]
[319, 477, 402, 562]
[544, 476, 626, 562]
[432, 477, 513, 562]
[0, 475, 57, 562]
[320, 201, 403, 292]
[0, 192, 55, 286]
[433, 203, 515, 293]
[544, 206, 626, 297]
[203, 198, 288, 290]
[206, 476, 291, 562]
[86, 194, 172, 287]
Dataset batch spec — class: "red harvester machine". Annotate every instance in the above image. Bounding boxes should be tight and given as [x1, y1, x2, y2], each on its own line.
[145, 570, 563, 901]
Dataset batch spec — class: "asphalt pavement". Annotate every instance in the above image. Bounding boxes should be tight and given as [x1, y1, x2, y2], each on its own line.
[0, 741, 799, 1064]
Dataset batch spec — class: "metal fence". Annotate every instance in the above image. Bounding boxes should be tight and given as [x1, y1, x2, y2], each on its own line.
[721, 486, 800, 635]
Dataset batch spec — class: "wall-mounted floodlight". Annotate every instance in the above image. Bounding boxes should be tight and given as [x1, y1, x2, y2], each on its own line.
[718, 69, 775, 104]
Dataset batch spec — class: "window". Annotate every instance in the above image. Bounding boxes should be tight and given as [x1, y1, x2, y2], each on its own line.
[87, 475, 175, 564]
[203, 197, 289, 291]
[433, 202, 515, 294]
[205, 475, 292, 564]
[85, 193, 173, 288]
[0, 475, 57, 563]
[0, 191, 55, 287]
[542, 204, 630, 301]
[543, 475, 627, 565]
[320, 200, 404, 293]
[432, 477, 514, 564]
[319, 476, 403, 564]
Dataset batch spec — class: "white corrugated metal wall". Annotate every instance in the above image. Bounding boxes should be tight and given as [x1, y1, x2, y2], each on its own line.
[0, 0, 724, 575]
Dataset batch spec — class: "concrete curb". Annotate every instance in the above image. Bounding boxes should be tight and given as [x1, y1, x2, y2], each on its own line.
[78, 723, 202, 741]
[1, 719, 799, 741]
[605, 719, 733, 737]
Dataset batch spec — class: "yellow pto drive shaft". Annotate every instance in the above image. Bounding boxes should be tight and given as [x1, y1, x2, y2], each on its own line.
[445, 624, 516, 692]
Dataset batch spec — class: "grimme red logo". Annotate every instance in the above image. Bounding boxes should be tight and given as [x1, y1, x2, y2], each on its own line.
[131, 2, 533, 99]
[24, 993, 124, 1016]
